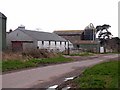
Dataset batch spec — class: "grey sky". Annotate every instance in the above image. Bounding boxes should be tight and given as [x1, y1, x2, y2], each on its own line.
[0, 0, 119, 37]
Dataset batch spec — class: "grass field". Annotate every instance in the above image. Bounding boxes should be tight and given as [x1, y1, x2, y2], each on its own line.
[0, 61, 2, 72]
[2, 56, 72, 72]
[74, 61, 119, 88]
[70, 52, 94, 56]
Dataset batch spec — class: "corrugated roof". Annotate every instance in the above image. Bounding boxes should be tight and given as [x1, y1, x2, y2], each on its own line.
[54, 30, 84, 35]
[17, 29, 66, 41]
[72, 40, 98, 44]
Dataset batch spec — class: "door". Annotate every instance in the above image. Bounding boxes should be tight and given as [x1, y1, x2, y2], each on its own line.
[12, 41, 23, 52]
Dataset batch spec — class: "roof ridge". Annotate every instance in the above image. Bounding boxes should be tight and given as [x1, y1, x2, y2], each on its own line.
[21, 29, 55, 35]
[19, 29, 66, 41]
[19, 29, 39, 40]
[54, 30, 83, 32]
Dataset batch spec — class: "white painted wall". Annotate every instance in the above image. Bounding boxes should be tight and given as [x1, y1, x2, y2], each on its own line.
[60, 42, 65, 52]
[37, 41, 43, 48]
[43, 41, 49, 49]
[69, 41, 74, 49]
[37, 41, 73, 52]
[56, 42, 60, 50]
[50, 41, 55, 50]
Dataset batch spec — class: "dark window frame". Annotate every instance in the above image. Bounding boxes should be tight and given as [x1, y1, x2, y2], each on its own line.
[42, 41, 44, 45]
[55, 41, 56, 45]
[49, 41, 51, 45]
[65, 42, 66, 45]
[60, 41, 62, 45]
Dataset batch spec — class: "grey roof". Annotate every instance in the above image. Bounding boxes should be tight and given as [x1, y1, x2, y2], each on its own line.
[54, 30, 84, 35]
[0, 12, 7, 19]
[16, 28, 67, 41]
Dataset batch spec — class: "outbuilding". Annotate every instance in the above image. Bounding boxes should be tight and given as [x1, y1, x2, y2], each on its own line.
[7, 26, 71, 52]
[0, 12, 7, 51]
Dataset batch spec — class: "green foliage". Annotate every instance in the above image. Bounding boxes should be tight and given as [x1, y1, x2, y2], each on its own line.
[74, 61, 119, 88]
[2, 60, 36, 72]
[101, 52, 120, 54]
[2, 56, 72, 72]
[0, 61, 2, 72]
[70, 52, 94, 56]
[30, 56, 72, 64]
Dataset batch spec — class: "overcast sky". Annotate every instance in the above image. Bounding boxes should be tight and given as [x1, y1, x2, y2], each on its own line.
[0, 0, 119, 37]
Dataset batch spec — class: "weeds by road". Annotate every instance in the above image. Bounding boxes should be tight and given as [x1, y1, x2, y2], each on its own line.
[2, 56, 72, 72]
[70, 52, 94, 56]
[73, 60, 119, 88]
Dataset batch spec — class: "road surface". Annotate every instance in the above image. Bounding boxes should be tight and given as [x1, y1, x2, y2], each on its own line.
[2, 54, 118, 88]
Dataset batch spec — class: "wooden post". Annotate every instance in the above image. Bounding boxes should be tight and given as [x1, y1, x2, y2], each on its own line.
[68, 40, 70, 55]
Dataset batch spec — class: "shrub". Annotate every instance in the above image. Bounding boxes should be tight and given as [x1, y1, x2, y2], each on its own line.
[2, 49, 59, 61]
[22, 49, 59, 58]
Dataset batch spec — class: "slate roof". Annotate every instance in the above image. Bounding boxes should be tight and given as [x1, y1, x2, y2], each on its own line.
[53, 30, 84, 35]
[16, 28, 67, 42]
[72, 40, 98, 44]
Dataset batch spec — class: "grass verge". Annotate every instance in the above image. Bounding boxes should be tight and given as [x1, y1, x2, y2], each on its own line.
[2, 56, 72, 72]
[74, 61, 119, 88]
[70, 52, 94, 56]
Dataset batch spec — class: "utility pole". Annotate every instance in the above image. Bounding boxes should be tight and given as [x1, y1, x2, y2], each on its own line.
[93, 29, 94, 41]
[93, 29, 96, 41]
[67, 40, 70, 55]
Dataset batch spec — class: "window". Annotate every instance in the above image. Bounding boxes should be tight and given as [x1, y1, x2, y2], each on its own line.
[55, 41, 56, 45]
[60, 41, 62, 45]
[42, 41, 44, 45]
[65, 42, 66, 45]
[77, 45, 79, 48]
[49, 41, 51, 45]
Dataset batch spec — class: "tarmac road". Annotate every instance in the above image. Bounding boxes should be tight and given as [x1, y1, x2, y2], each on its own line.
[2, 54, 118, 88]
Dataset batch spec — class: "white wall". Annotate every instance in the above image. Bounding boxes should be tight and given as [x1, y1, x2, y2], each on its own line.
[43, 41, 49, 49]
[37, 41, 42, 48]
[69, 41, 74, 49]
[37, 41, 72, 52]
[56, 42, 60, 50]
[60, 42, 65, 52]
[50, 41, 55, 49]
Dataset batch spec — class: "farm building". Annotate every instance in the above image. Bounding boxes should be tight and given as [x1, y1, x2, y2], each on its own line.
[54, 30, 84, 43]
[105, 37, 120, 52]
[0, 12, 7, 51]
[54, 23, 99, 52]
[72, 40, 99, 52]
[7, 26, 73, 52]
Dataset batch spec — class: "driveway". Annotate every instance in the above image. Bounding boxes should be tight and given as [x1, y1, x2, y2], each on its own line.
[2, 54, 118, 88]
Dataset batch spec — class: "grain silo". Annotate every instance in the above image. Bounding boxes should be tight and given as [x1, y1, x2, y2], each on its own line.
[84, 23, 96, 40]
[0, 12, 7, 51]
